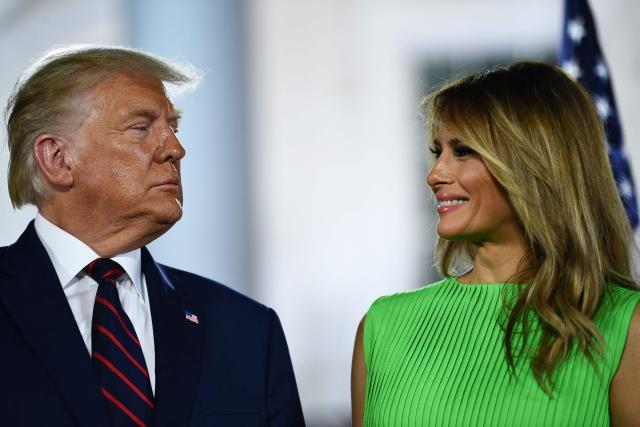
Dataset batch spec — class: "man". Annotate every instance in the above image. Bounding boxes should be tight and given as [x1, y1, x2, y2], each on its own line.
[0, 46, 305, 426]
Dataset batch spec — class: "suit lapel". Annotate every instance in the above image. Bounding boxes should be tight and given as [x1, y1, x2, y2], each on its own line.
[142, 248, 203, 426]
[0, 222, 109, 426]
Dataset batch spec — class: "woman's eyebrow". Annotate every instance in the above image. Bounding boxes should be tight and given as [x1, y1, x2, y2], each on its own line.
[432, 137, 463, 146]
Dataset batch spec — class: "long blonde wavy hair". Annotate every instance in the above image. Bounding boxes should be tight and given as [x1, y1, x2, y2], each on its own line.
[422, 61, 637, 393]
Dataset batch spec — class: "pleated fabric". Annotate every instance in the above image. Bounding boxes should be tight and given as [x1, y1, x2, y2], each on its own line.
[363, 277, 640, 427]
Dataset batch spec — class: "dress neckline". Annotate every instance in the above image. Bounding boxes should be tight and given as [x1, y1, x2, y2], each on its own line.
[447, 276, 514, 290]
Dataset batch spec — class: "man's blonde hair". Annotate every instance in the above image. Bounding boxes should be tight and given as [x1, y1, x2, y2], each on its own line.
[422, 61, 637, 393]
[5, 45, 199, 208]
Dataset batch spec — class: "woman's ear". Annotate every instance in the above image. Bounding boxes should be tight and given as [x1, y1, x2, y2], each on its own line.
[33, 134, 74, 189]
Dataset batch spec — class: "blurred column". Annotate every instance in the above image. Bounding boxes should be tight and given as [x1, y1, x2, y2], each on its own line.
[126, 0, 251, 292]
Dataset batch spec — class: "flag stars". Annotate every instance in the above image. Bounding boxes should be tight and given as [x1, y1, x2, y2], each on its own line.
[562, 58, 582, 79]
[567, 17, 586, 43]
[619, 178, 633, 200]
[560, 2, 639, 228]
[594, 95, 611, 120]
[594, 59, 608, 80]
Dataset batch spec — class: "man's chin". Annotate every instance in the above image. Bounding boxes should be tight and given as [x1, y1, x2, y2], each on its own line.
[148, 205, 183, 232]
[156, 197, 183, 222]
[157, 210, 183, 228]
[141, 215, 180, 246]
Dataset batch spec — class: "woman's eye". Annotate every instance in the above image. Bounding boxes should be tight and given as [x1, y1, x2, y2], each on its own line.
[454, 145, 476, 157]
[429, 146, 442, 157]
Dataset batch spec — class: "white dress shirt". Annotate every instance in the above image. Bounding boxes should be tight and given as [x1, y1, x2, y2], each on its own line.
[34, 214, 156, 394]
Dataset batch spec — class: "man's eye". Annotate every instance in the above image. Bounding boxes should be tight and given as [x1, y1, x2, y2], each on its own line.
[131, 125, 149, 132]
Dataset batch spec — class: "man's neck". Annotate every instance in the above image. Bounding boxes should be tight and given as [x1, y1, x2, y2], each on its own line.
[34, 213, 144, 295]
[38, 205, 166, 257]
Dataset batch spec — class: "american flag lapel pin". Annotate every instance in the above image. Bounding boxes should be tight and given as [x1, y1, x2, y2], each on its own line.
[185, 310, 199, 324]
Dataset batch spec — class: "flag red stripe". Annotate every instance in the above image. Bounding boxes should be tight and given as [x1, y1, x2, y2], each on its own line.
[101, 387, 148, 427]
[95, 296, 141, 347]
[94, 352, 154, 408]
[94, 323, 149, 378]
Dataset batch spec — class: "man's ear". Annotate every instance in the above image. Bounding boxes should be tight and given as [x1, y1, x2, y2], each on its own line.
[33, 134, 74, 189]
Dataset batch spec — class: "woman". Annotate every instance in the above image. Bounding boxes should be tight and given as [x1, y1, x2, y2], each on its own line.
[351, 62, 640, 426]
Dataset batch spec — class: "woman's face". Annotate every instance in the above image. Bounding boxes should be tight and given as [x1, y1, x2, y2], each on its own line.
[427, 125, 522, 245]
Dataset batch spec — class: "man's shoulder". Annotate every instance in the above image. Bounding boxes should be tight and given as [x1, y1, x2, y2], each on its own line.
[0, 245, 8, 275]
[0, 239, 22, 277]
[156, 263, 271, 317]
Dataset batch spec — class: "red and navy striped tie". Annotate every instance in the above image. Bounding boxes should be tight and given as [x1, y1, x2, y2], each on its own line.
[86, 258, 154, 427]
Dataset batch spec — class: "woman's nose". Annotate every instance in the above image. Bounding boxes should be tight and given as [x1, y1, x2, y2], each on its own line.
[427, 156, 453, 190]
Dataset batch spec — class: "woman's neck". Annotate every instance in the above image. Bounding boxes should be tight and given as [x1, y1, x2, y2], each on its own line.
[458, 238, 529, 284]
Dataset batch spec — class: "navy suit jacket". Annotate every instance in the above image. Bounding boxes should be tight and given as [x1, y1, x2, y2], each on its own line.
[0, 222, 305, 426]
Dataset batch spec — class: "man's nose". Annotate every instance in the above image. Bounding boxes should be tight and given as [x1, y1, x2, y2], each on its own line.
[155, 128, 186, 163]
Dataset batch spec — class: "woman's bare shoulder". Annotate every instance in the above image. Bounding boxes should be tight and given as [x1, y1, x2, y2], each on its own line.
[609, 300, 640, 426]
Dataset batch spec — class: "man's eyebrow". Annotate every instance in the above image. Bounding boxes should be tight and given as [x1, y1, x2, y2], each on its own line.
[125, 109, 159, 120]
[169, 108, 183, 121]
[123, 108, 182, 121]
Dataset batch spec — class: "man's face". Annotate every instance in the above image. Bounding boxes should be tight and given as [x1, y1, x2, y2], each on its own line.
[66, 72, 185, 239]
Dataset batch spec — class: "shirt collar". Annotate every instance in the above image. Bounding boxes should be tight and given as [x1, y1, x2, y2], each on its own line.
[34, 213, 144, 299]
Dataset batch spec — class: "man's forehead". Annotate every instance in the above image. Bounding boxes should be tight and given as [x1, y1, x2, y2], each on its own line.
[88, 72, 178, 118]
[101, 70, 164, 87]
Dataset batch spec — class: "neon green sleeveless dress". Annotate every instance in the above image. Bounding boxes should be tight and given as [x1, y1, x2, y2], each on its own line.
[363, 277, 640, 426]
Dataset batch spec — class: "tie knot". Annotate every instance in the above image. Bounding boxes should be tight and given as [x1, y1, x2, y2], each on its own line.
[84, 258, 126, 286]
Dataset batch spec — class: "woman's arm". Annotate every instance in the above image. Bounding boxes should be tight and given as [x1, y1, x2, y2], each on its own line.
[610, 303, 640, 426]
[351, 316, 367, 427]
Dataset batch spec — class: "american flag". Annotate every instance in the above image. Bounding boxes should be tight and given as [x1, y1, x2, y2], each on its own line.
[559, 0, 638, 229]
[185, 311, 199, 324]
